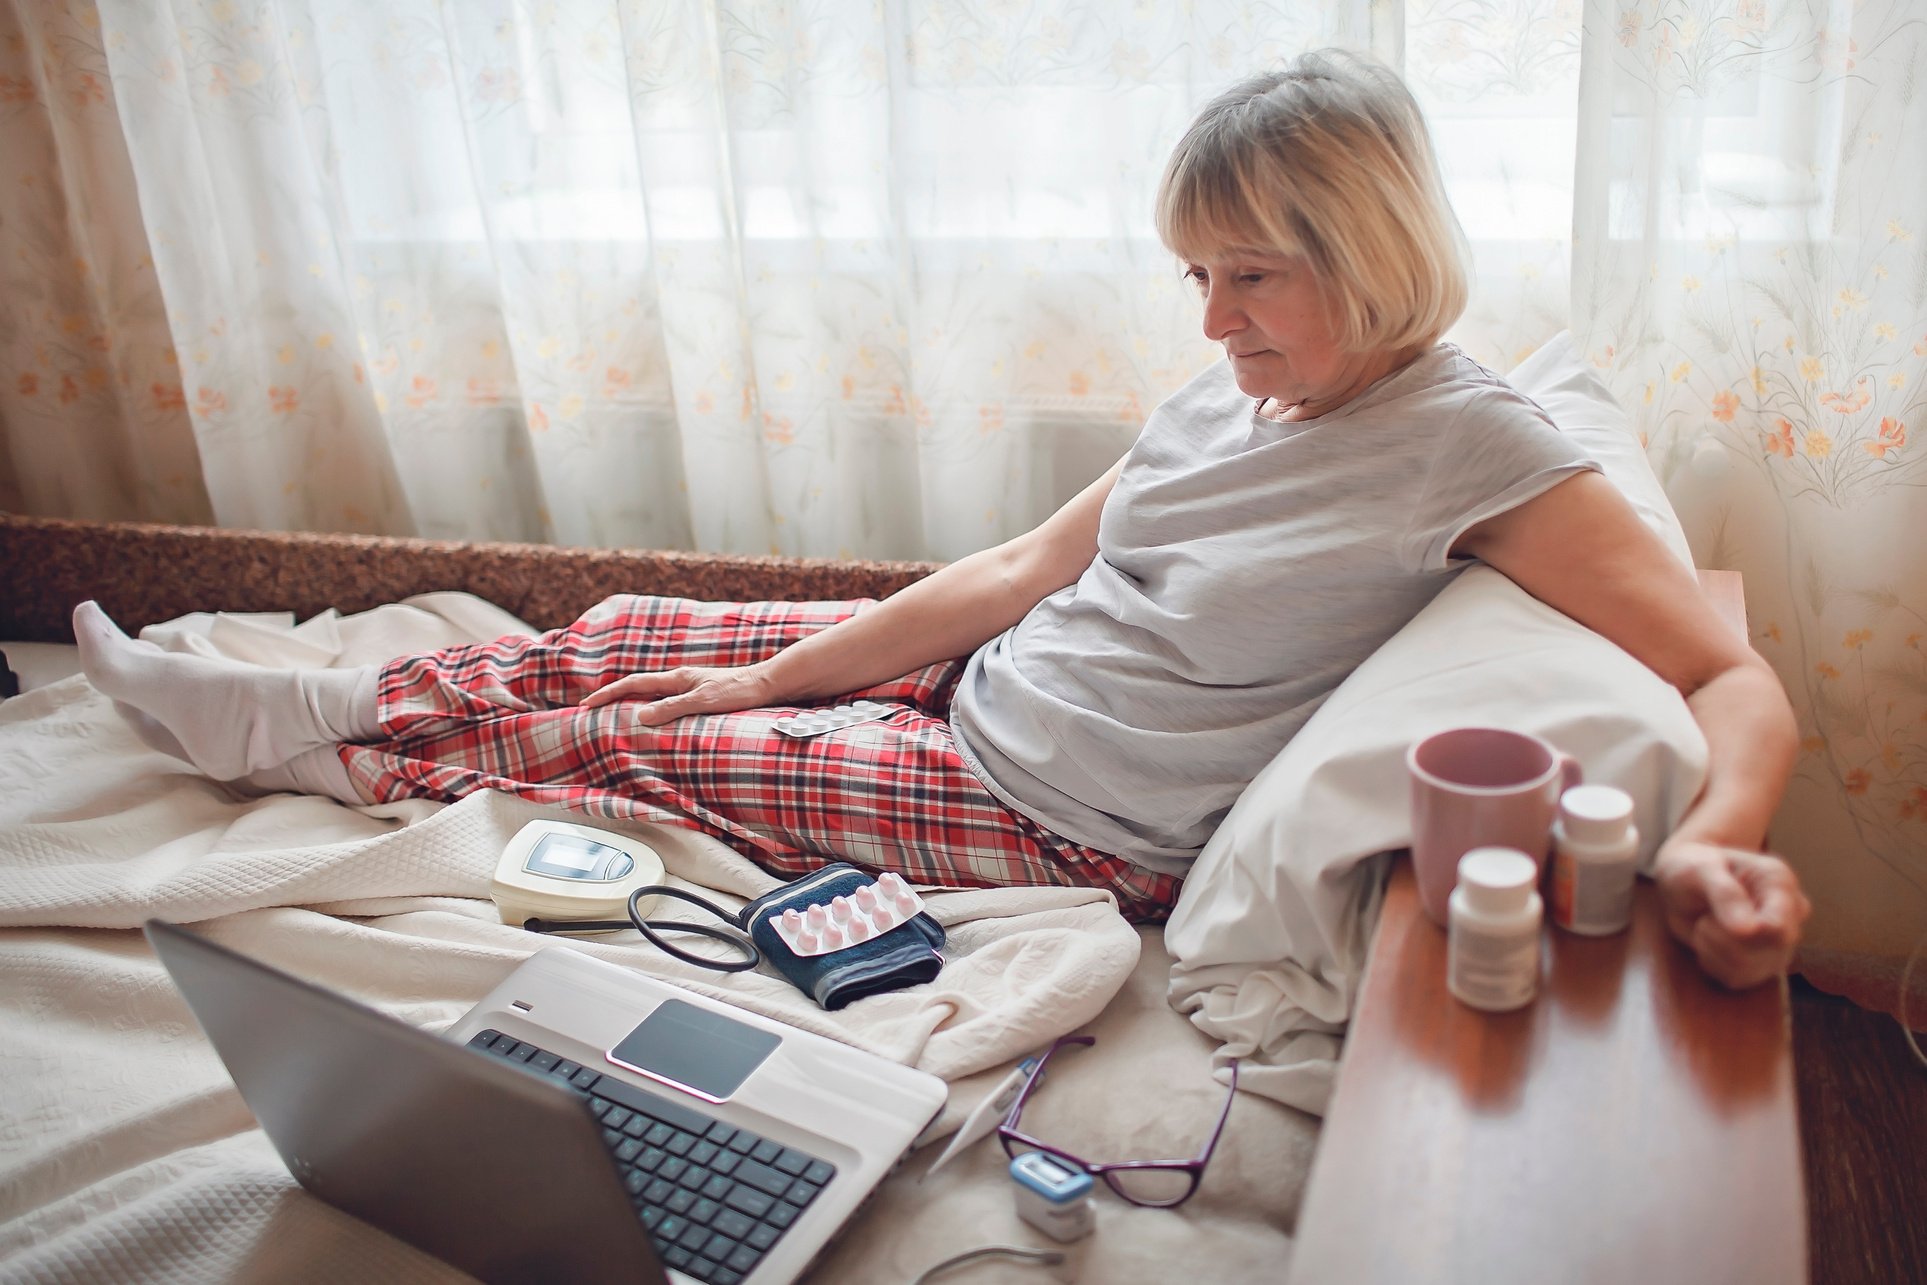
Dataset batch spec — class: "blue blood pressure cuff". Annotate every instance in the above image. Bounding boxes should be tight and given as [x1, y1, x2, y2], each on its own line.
[742, 863, 945, 1011]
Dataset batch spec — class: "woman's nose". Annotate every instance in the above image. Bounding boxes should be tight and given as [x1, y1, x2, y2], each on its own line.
[1200, 288, 1242, 342]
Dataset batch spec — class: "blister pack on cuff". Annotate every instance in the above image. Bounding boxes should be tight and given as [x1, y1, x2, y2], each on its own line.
[743, 863, 945, 1011]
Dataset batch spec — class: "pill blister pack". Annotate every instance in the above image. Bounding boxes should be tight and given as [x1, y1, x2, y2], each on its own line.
[773, 699, 892, 739]
[767, 871, 928, 957]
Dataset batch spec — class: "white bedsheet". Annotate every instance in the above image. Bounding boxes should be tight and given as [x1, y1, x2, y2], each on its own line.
[0, 597, 1309, 1283]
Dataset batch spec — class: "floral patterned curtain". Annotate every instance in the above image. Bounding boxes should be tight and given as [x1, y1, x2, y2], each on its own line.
[1566, 0, 1927, 1015]
[0, 0, 1920, 1013]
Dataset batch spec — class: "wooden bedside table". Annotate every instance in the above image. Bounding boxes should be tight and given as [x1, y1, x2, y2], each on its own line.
[1286, 570, 1805, 1285]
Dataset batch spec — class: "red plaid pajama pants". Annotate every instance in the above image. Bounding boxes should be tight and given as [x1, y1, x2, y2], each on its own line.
[340, 595, 1180, 921]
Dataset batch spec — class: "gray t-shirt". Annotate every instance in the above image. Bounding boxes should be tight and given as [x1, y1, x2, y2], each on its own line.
[948, 344, 1599, 873]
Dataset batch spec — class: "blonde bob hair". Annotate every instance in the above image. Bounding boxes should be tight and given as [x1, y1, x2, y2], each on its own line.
[1156, 49, 1468, 355]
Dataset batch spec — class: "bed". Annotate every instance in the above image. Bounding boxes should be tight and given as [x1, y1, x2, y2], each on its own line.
[0, 538, 1313, 1285]
[0, 335, 1803, 1284]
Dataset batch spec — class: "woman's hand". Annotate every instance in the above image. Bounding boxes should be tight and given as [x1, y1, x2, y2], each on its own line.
[579, 664, 779, 726]
[1652, 839, 1811, 990]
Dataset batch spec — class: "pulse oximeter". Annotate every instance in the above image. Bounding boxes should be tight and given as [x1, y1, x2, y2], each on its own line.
[1009, 1151, 1096, 1242]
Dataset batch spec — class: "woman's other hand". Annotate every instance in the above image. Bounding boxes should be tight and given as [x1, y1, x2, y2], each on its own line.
[579, 664, 777, 725]
[1652, 839, 1811, 990]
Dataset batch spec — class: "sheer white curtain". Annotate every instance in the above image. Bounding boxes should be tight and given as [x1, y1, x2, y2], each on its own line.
[0, 0, 1586, 555]
[1, 0, 1922, 1011]
[2, 0, 1383, 554]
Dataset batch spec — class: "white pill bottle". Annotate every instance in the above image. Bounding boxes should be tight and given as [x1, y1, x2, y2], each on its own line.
[1549, 785, 1640, 936]
[1447, 847, 1542, 1013]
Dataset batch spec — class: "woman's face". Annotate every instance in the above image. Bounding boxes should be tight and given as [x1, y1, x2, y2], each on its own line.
[1183, 251, 1379, 419]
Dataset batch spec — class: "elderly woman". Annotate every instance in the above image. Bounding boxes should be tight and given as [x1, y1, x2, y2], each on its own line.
[75, 50, 1805, 989]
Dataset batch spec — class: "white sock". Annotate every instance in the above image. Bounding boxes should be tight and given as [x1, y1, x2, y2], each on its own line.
[75, 601, 381, 780]
[236, 745, 370, 804]
[113, 700, 191, 762]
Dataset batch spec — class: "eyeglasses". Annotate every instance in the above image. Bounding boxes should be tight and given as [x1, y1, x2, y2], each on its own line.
[996, 1034, 1238, 1208]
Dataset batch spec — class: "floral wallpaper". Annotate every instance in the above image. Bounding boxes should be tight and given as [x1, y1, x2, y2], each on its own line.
[0, 0, 1920, 1010]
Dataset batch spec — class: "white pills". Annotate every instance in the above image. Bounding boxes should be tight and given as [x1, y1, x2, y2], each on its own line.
[773, 700, 893, 738]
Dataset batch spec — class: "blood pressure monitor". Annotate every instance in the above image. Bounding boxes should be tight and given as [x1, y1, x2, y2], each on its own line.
[489, 820, 667, 935]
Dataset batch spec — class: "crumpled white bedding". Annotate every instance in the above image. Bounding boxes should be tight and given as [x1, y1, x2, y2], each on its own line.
[0, 596, 1312, 1284]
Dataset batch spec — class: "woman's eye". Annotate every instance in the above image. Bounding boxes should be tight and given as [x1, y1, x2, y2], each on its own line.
[1238, 273, 1265, 286]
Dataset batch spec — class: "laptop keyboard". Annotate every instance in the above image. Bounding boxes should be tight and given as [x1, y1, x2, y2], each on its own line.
[468, 1029, 836, 1285]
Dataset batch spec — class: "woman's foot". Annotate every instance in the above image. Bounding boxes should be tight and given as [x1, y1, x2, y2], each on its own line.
[112, 699, 192, 762]
[73, 601, 380, 780]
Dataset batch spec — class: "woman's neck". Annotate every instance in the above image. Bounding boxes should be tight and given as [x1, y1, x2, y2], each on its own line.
[1260, 344, 1426, 422]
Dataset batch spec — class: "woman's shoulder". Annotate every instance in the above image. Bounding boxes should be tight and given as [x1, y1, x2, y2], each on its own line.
[1408, 343, 1522, 397]
[1392, 344, 1554, 426]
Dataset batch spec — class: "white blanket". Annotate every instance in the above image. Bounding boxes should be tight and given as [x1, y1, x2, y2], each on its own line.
[0, 596, 1166, 1282]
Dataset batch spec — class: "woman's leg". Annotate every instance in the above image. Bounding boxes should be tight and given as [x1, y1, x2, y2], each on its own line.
[73, 593, 904, 783]
[237, 743, 366, 801]
[372, 595, 922, 742]
[78, 592, 1161, 914]
[345, 656, 1181, 922]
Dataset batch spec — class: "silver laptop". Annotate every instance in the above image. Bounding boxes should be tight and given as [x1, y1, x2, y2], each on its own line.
[145, 919, 947, 1285]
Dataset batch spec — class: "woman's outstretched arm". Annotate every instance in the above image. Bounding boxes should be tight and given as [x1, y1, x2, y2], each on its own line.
[580, 456, 1126, 722]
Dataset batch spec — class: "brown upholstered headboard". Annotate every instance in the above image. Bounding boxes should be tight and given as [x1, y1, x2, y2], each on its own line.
[0, 514, 940, 643]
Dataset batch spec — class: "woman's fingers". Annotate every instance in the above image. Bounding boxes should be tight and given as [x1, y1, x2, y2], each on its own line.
[1690, 919, 1774, 989]
[579, 665, 775, 724]
[1658, 845, 1808, 989]
[578, 669, 697, 709]
[1697, 859, 1761, 938]
[1689, 863, 1773, 988]
[1692, 912, 1794, 989]
[631, 690, 714, 726]
[1715, 854, 1808, 951]
[1691, 853, 1808, 987]
[1735, 857, 1812, 939]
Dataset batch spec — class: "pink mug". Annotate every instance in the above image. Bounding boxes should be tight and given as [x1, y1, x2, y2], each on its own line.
[1406, 727, 1581, 927]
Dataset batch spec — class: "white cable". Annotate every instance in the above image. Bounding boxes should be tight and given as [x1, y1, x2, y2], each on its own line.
[908, 1244, 1067, 1284]
[1901, 924, 1926, 1072]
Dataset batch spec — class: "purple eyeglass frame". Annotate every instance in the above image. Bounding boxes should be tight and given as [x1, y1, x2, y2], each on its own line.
[995, 1034, 1239, 1208]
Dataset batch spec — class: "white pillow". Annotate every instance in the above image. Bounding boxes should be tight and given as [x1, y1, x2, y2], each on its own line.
[1163, 332, 1710, 1117]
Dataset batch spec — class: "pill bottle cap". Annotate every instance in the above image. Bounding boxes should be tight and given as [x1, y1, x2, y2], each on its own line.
[1456, 847, 1538, 915]
[1559, 785, 1635, 846]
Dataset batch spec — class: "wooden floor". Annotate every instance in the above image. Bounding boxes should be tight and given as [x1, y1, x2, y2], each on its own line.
[1790, 976, 1927, 1285]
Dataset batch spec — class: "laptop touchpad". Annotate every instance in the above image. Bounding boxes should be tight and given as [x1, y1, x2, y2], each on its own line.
[608, 999, 781, 1103]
